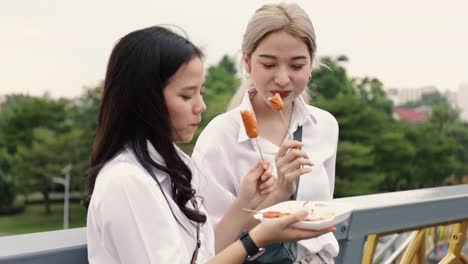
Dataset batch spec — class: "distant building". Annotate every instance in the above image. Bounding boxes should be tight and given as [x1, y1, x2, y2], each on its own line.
[394, 108, 428, 123]
[458, 84, 468, 122]
[385, 86, 438, 106]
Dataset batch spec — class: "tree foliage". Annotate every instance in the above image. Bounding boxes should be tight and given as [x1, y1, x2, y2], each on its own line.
[0, 54, 466, 209]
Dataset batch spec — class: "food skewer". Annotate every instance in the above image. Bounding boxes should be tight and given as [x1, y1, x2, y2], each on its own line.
[240, 110, 264, 160]
[267, 93, 293, 140]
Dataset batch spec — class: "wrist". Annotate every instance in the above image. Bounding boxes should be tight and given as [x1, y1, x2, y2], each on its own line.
[270, 189, 290, 202]
[235, 195, 256, 210]
[248, 225, 269, 248]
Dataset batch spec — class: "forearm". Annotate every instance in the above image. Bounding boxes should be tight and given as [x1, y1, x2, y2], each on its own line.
[208, 226, 269, 264]
[214, 199, 253, 253]
[207, 240, 247, 264]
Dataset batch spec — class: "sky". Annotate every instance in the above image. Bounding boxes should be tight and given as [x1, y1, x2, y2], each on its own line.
[1, 0, 467, 98]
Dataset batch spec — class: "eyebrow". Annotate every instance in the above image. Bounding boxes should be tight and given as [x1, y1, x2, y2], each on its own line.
[258, 54, 309, 61]
[181, 82, 205, 91]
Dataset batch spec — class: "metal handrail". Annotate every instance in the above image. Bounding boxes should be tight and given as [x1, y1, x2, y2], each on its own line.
[1, 184, 467, 264]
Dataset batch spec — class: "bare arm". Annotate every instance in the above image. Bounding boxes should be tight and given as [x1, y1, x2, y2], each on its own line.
[208, 211, 336, 264]
[214, 160, 275, 253]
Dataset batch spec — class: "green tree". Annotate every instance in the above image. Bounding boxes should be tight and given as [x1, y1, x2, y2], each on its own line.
[219, 55, 237, 75]
[67, 84, 102, 189]
[353, 77, 394, 115]
[374, 127, 417, 191]
[446, 123, 468, 177]
[0, 148, 16, 210]
[310, 57, 355, 100]
[0, 95, 70, 154]
[13, 127, 84, 214]
[334, 141, 382, 197]
[405, 124, 458, 188]
[315, 94, 391, 144]
[429, 103, 459, 131]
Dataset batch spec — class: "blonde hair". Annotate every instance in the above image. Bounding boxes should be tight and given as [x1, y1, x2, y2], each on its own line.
[228, 2, 317, 110]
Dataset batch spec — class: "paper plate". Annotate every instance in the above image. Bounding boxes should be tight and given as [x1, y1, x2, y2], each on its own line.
[253, 200, 353, 230]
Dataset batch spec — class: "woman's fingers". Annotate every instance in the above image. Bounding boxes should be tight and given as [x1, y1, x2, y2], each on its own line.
[281, 157, 314, 174]
[259, 171, 275, 190]
[275, 140, 303, 162]
[276, 149, 308, 172]
[284, 167, 313, 181]
[260, 184, 276, 195]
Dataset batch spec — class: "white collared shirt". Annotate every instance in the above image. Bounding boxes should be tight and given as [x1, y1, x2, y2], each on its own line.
[87, 143, 215, 264]
[192, 89, 340, 257]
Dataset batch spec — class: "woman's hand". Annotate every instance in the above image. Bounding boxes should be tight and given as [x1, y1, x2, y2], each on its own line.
[248, 211, 335, 247]
[274, 140, 313, 199]
[237, 159, 275, 209]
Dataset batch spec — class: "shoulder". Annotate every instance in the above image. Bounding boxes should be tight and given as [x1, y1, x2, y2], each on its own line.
[196, 108, 242, 145]
[305, 104, 339, 132]
[91, 152, 157, 204]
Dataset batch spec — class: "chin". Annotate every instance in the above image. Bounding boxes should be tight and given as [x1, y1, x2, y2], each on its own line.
[174, 135, 194, 144]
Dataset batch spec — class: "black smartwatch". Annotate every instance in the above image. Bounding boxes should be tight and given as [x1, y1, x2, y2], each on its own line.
[239, 231, 265, 261]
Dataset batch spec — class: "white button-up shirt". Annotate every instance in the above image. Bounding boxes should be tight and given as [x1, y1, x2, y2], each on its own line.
[192, 89, 340, 257]
[87, 143, 215, 264]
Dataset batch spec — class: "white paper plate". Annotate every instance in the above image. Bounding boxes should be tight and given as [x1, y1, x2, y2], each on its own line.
[253, 200, 353, 230]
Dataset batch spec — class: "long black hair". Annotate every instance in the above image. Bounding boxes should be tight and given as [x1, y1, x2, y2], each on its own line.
[83, 26, 206, 224]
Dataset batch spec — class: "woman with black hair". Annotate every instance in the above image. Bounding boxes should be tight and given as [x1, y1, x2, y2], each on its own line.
[84, 25, 334, 264]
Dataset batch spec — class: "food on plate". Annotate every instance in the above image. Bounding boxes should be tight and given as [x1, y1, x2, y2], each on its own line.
[262, 211, 291, 218]
[240, 110, 259, 138]
[267, 93, 284, 111]
[261, 202, 335, 221]
[254, 200, 353, 230]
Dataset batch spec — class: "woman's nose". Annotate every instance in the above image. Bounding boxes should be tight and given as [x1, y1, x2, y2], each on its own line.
[273, 68, 290, 87]
[194, 96, 206, 114]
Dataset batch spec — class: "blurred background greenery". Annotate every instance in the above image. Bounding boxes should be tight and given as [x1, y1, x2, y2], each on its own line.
[1, 55, 467, 235]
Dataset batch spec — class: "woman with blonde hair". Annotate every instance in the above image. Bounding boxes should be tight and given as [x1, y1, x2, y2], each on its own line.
[193, 3, 339, 263]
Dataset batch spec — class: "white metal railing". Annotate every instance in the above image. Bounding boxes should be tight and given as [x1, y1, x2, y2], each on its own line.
[1, 184, 467, 264]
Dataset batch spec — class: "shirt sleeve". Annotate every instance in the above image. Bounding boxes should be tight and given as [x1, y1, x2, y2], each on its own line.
[93, 164, 186, 264]
[323, 117, 339, 198]
[192, 140, 237, 227]
[323, 150, 336, 197]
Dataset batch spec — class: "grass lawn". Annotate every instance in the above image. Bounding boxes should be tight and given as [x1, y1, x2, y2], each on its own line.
[0, 202, 86, 235]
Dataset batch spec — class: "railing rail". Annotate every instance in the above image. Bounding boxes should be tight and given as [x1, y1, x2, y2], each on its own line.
[1, 184, 467, 264]
[333, 184, 468, 263]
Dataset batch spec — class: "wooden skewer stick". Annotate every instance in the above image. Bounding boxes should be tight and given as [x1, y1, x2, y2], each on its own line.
[254, 137, 264, 160]
[279, 110, 293, 140]
[242, 208, 260, 213]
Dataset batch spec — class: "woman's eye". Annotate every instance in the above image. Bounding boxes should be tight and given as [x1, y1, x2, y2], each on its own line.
[181, 95, 192, 101]
[262, 64, 275, 69]
[291, 65, 305, 70]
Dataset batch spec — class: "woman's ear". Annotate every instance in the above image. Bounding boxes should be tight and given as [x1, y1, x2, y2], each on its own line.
[243, 54, 251, 74]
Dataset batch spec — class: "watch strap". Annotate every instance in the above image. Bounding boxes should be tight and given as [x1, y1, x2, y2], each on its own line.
[239, 231, 265, 261]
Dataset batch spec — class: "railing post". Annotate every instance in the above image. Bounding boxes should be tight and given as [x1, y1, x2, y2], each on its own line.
[336, 236, 366, 264]
[361, 234, 379, 264]
[439, 220, 468, 264]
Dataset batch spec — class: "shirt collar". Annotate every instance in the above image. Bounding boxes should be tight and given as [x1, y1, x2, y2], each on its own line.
[237, 87, 317, 143]
[145, 140, 191, 183]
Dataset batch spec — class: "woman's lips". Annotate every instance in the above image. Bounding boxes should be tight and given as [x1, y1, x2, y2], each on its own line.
[271, 91, 291, 98]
